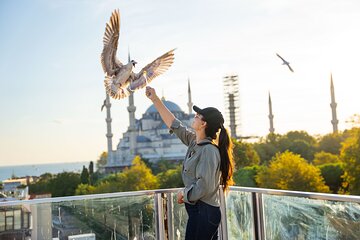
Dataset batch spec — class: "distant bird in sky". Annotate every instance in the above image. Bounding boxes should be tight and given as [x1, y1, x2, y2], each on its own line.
[101, 9, 175, 99]
[276, 53, 294, 72]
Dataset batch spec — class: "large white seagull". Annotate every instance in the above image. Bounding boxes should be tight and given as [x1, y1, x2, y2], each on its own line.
[101, 9, 175, 99]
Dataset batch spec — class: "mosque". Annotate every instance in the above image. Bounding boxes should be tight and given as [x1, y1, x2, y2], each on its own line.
[102, 75, 339, 173]
[103, 81, 195, 173]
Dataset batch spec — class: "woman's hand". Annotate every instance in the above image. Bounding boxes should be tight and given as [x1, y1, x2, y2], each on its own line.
[177, 190, 184, 204]
[145, 86, 158, 101]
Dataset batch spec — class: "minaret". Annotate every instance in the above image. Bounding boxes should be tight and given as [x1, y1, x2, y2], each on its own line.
[268, 92, 275, 134]
[330, 74, 339, 133]
[187, 78, 193, 115]
[128, 92, 137, 156]
[104, 94, 114, 166]
[127, 50, 137, 157]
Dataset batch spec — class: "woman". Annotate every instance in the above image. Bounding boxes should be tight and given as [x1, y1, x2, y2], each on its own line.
[145, 86, 234, 240]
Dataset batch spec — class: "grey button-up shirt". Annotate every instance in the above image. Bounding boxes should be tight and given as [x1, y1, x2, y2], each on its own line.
[170, 118, 221, 207]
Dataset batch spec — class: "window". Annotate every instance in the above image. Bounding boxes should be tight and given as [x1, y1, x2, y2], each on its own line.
[23, 212, 29, 228]
[0, 211, 5, 231]
[6, 216, 14, 230]
[14, 210, 21, 229]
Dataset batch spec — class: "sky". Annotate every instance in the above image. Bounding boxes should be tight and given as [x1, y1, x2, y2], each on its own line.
[0, 0, 360, 167]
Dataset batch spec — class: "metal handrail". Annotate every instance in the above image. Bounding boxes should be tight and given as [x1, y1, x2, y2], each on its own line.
[1, 186, 359, 207]
[230, 186, 360, 203]
[0, 188, 183, 207]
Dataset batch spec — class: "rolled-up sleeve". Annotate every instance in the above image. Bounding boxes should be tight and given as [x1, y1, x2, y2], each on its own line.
[169, 118, 195, 146]
[183, 146, 220, 204]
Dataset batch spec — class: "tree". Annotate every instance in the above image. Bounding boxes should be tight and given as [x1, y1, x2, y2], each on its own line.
[146, 159, 178, 175]
[116, 156, 159, 191]
[317, 133, 343, 155]
[157, 165, 183, 189]
[313, 151, 340, 166]
[279, 131, 316, 161]
[340, 128, 360, 194]
[89, 161, 95, 185]
[89, 161, 94, 175]
[96, 152, 108, 169]
[318, 163, 344, 193]
[253, 133, 282, 164]
[233, 165, 261, 187]
[233, 140, 260, 168]
[80, 166, 90, 184]
[50, 172, 81, 197]
[256, 151, 330, 193]
[284, 131, 316, 145]
[75, 183, 96, 195]
[30, 172, 81, 197]
[93, 156, 159, 193]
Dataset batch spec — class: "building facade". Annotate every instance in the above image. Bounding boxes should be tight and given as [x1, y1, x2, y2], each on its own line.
[109, 98, 193, 170]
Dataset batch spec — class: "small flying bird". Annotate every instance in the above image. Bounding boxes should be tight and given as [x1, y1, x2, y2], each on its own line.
[276, 53, 294, 72]
[101, 9, 175, 99]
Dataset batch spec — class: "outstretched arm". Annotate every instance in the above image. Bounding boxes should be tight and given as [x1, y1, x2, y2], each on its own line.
[145, 86, 175, 128]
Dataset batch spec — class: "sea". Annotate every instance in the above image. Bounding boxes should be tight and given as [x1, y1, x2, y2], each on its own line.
[0, 161, 91, 181]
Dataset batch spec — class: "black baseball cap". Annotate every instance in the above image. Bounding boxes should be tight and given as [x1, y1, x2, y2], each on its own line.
[193, 105, 224, 128]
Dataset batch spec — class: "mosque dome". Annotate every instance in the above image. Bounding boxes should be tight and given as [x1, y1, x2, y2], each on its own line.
[145, 99, 182, 114]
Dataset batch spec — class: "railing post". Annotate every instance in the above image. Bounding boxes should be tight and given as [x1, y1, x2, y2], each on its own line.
[155, 193, 166, 240]
[166, 192, 174, 240]
[252, 192, 265, 240]
[219, 188, 228, 240]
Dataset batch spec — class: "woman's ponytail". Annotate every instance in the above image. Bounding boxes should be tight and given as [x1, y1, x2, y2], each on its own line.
[218, 126, 234, 192]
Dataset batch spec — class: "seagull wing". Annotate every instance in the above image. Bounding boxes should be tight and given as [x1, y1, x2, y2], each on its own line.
[101, 9, 122, 76]
[287, 64, 294, 72]
[130, 49, 175, 90]
[104, 75, 131, 99]
[276, 53, 286, 63]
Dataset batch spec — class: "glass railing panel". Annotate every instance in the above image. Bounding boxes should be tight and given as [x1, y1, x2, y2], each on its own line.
[262, 194, 360, 240]
[1, 194, 156, 240]
[168, 192, 188, 240]
[225, 190, 255, 240]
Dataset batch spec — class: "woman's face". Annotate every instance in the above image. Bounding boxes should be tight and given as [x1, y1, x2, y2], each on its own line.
[192, 113, 206, 131]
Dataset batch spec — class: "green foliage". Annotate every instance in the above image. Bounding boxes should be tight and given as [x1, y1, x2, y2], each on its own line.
[88, 161, 96, 185]
[278, 131, 316, 161]
[233, 165, 261, 187]
[317, 133, 343, 155]
[284, 131, 316, 145]
[254, 131, 316, 164]
[92, 156, 159, 193]
[318, 163, 344, 193]
[80, 165, 90, 184]
[253, 133, 281, 164]
[143, 158, 178, 175]
[233, 140, 260, 169]
[313, 151, 340, 166]
[29, 172, 81, 197]
[157, 165, 183, 189]
[75, 183, 96, 195]
[256, 151, 330, 193]
[340, 128, 360, 194]
[89, 161, 94, 175]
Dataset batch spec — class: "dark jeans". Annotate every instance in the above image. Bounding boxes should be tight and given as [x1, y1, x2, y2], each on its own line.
[185, 201, 221, 240]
